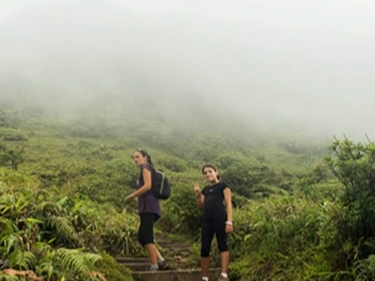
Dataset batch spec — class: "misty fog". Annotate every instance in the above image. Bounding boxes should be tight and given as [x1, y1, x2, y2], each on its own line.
[1, 0, 375, 139]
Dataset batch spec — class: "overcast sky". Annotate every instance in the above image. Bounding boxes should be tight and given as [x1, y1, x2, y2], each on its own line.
[1, 0, 375, 139]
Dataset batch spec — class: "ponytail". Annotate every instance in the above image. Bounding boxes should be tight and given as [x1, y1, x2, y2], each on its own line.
[136, 148, 153, 166]
[146, 155, 153, 166]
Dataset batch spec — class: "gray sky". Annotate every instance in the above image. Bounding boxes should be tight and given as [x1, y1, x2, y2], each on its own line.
[1, 0, 375, 139]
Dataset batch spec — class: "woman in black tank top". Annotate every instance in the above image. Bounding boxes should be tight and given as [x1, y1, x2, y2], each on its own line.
[194, 163, 233, 281]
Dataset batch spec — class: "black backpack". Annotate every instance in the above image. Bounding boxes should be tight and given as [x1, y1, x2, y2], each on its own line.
[151, 168, 171, 200]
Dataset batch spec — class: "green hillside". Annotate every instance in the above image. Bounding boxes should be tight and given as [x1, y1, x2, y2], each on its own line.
[1, 103, 375, 280]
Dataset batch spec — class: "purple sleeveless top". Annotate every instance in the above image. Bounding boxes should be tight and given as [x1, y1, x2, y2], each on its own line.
[137, 164, 161, 218]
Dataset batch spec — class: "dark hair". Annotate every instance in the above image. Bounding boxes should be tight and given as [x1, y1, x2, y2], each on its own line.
[201, 163, 220, 180]
[136, 148, 153, 166]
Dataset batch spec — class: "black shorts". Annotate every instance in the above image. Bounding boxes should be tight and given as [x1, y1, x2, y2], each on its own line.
[137, 212, 158, 246]
[201, 214, 228, 257]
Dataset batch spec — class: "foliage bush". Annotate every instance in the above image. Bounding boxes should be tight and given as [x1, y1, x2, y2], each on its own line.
[158, 183, 202, 237]
[95, 252, 134, 281]
[0, 176, 138, 280]
[229, 194, 331, 281]
[0, 128, 27, 141]
[316, 139, 375, 279]
[6, 107, 375, 280]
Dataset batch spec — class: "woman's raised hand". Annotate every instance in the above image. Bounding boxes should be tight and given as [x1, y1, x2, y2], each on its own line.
[193, 182, 201, 196]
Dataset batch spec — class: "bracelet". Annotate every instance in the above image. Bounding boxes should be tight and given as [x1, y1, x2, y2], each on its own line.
[225, 221, 233, 226]
[195, 193, 201, 199]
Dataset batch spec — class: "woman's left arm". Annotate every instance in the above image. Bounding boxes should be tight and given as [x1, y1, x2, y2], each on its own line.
[223, 187, 233, 233]
[135, 168, 152, 196]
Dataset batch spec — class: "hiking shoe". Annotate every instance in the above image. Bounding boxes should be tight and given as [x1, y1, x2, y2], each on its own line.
[158, 260, 169, 270]
[149, 265, 159, 271]
[218, 274, 229, 281]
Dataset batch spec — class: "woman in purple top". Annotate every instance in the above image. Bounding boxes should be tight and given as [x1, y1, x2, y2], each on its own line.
[125, 149, 168, 271]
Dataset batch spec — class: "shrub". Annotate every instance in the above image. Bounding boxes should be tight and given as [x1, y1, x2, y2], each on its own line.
[0, 128, 27, 141]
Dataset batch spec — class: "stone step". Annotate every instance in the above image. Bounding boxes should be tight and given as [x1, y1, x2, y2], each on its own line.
[167, 251, 193, 259]
[157, 244, 192, 252]
[116, 257, 149, 264]
[118, 262, 151, 271]
[154, 236, 192, 247]
[132, 268, 221, 281]
[116, 256, 195, 271]
[156, 241, 187, 249]
[158, 244, 191, 251]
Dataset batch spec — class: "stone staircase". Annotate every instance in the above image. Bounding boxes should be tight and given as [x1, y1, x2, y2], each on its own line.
[116, 235, 221, 281]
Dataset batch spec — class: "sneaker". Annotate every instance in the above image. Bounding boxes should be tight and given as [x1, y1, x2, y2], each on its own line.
[149, 265, 159, 271]
[158, 260, 169, 270]
[218, 274, 229, 281]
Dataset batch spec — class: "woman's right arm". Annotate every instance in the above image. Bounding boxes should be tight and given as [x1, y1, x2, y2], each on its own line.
[194, 183, 205, 211]
[125, 168, 152, 203]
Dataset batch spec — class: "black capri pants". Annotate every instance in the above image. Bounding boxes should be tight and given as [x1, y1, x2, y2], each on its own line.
[201, 214, 228, 257]
[137, 212, 158, 246]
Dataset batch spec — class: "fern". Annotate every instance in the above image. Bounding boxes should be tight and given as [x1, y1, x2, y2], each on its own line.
[82, 253, 103, 266]
[55, 248, 102, 275]
[9, 250, 36, 269]
[35, 201, 63, 216]
[0, 218, 14, 235]
[0, 272, 20, 281]
[1, 234, 18, 255]
[45, 216, 79, 244]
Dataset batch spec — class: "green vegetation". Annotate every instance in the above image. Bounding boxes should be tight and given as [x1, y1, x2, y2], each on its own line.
[0, 169, 138, 281]
[1, 104, 375, 280]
